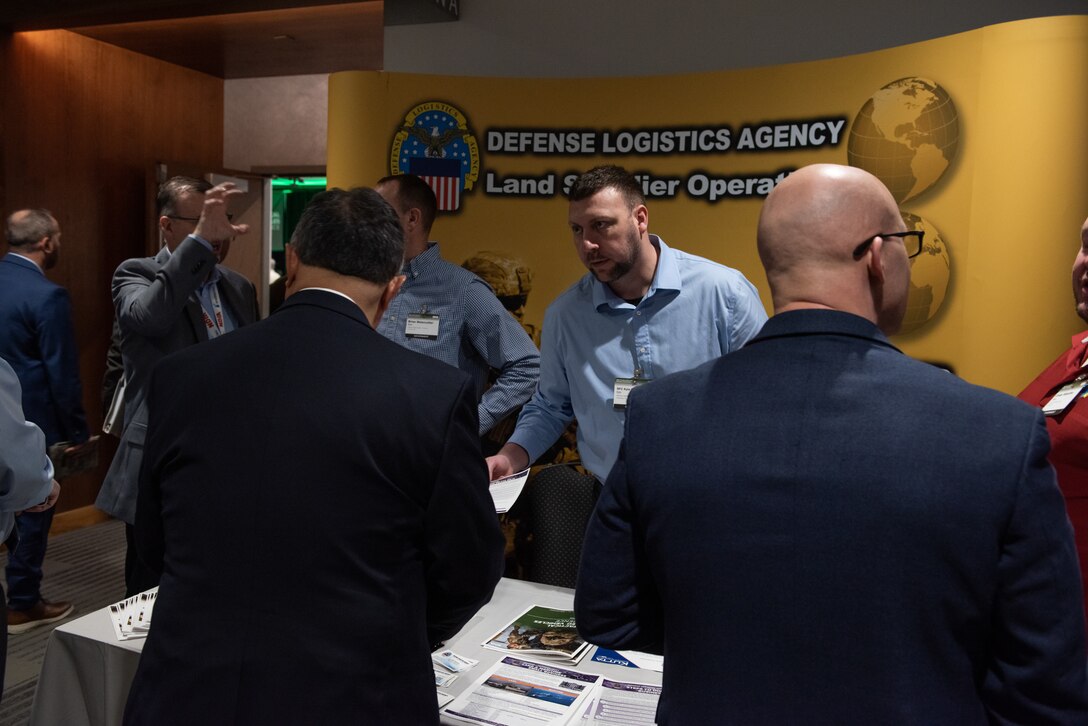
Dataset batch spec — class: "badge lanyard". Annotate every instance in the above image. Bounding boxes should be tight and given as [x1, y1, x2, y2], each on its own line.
[201, 284, 226, 339]
[613, 368, 651, 411]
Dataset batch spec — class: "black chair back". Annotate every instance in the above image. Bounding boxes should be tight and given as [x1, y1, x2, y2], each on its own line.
[525, 464, 601, 589]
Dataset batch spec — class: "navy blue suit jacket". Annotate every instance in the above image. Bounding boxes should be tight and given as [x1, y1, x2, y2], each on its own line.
[125, 289, 504, 725]
[576, 309, 1088, 725]
[0, 253, 87, 446]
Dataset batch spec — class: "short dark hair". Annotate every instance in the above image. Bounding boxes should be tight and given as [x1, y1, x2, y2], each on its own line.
[5, 209, 57, 248]
[157, 176, 212, 217]
[568, 165, 645, 208]
[376, 174, 437, 234]
[290, 187, 404, 284]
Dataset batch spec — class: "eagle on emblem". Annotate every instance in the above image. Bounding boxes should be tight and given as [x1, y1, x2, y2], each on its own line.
[400, 122, 472, 158]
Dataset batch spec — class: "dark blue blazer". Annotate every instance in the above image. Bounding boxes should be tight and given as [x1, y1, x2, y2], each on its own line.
[125, 289, 505, 725]
[576, 309, 1088, 725]
[0, 253, 87, 446]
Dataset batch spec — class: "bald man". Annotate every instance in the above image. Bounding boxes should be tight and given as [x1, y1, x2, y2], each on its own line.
[575, 164, 1088, 724]
[0, 209, 86, 633]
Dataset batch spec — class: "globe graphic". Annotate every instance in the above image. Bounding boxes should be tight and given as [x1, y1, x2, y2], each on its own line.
[899, 211, 951, 334]
[848, 77, 959, 203]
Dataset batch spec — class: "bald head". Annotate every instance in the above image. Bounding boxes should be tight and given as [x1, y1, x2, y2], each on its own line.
[5, 208, 61, 270]
[757, 164, 909, 333]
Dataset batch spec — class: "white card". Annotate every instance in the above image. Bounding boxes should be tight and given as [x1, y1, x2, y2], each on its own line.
[406, 313, 440, 339]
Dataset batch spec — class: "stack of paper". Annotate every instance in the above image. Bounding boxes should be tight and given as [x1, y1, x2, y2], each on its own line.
[444, 655, 601, 726]
[482, 605, 592, 664]
[108, 590, 156, 641]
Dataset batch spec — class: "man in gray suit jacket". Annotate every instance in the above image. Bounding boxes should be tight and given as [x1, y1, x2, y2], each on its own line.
[96, 177, 258, 596]
[575, 164, 1088, 724]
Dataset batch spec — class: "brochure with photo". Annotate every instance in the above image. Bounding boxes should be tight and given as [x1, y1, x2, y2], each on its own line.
[483, 605, 591, 664]
[444, 655, 600, 726]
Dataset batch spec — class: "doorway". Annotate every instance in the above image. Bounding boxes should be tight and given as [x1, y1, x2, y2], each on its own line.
[270, 176, 326, 312]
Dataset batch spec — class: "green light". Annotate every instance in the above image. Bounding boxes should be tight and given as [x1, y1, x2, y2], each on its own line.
[271, 177, 327, 188]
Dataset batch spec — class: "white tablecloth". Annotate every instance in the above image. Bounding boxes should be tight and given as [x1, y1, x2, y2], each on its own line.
[27, 578, 661, 725]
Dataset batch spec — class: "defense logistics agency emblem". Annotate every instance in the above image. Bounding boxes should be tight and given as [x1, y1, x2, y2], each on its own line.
[391, 102, 480, 212]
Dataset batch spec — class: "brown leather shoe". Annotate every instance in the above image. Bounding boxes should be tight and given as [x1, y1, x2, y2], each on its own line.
[7, 600, 74, 635]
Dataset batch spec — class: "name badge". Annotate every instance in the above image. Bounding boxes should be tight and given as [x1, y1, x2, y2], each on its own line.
[406, 313, 440, 339]
[1042, 375, 1088, 416]
[613, 378, 650, 410]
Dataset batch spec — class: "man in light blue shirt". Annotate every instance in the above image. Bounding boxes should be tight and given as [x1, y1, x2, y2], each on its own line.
[375, 174, 540, 437]
[487, 165, 767, 481]
[0, 355, 60, 691]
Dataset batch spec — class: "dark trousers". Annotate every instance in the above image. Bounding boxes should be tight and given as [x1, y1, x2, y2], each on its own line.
[5, 508, 54, 610]
[124, 524, 159, 597]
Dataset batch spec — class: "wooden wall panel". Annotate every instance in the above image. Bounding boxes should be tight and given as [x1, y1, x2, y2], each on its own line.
[2, 29, 224, 512]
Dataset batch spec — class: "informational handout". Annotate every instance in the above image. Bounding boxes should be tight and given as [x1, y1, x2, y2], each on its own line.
[444, 655, 600, 726]
[490, 468, 530, 513]
[582, 678, 661, 724]
[483, 605, 591, 664]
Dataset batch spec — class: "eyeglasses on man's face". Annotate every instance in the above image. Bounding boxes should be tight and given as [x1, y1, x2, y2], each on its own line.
[852, 230, 924, 260]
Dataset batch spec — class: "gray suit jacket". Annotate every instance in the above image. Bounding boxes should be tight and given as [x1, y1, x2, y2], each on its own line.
[96, 237, 258, 524]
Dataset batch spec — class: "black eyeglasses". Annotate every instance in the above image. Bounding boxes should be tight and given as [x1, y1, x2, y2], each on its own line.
[852, 230, 924, 260]
[167, 214, 233, 223]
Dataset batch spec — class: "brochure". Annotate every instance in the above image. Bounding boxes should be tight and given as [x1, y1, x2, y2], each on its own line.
[483, 605, 591, 664]
[444, 655, 600, 726]
[490, 468, 530, 513]
[582, 678, 661, 725]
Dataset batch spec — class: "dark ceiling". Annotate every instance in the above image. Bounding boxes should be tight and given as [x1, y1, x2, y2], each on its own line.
[0, 0, 454, 79]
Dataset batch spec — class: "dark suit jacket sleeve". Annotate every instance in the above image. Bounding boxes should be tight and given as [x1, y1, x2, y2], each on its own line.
[574, 435, 665, 654]
[37, 286, 88, 443]
[133, 363, 167, 577]
[982, 413, 1088, 721]
[101, 318, 124, 414]
[423, 376, 505, 645]
[114, 237, 217, 338]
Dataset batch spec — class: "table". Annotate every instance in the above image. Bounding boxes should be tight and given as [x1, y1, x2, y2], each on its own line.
[29, 601, 145, 726]
[28, 578, 661, 725]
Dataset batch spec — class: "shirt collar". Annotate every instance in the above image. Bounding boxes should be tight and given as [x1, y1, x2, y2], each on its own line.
[591, 234, 679, 310]
[403, 242, 441, 278]
[299, 286, 356, 304]
[7, 252, 43, 274]
[199, 265, 223, 290]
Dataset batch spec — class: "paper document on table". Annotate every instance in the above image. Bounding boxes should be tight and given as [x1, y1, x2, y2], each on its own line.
[444, 655, 600, 726]
[617, 650, 664, 672]
[108, 589, 157, 641]
[490, 468, 530, 513]
[483, 604, 591, 664]
[583, 678, 661, 724]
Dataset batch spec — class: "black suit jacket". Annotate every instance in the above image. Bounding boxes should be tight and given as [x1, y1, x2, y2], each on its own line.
[575, 309, 1088, 725]
[125, 289, 504, 725]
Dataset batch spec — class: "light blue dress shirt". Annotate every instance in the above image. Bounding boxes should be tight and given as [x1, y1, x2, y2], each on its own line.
[377, 242, 541, 434]
[188, 236, 238, 335]
[509, 236, 768, 480]
[0, 357, 54, 541]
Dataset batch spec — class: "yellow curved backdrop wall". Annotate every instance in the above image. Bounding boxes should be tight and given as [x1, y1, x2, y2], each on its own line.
[328, 15, 1088, 395]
